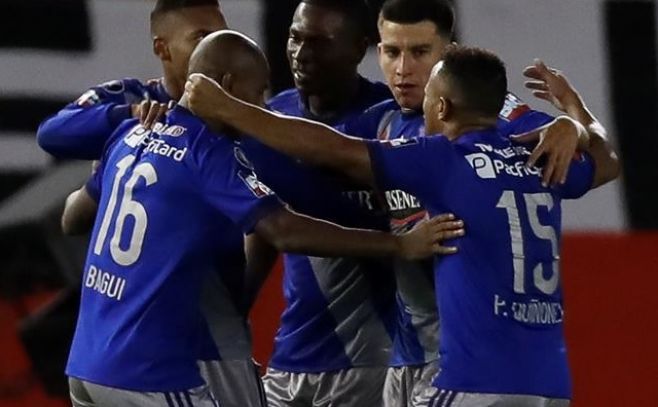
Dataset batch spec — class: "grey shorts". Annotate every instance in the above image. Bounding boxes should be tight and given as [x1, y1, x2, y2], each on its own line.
[263, 366, 387, 407]
[68, 377, 219, 407]
[198, 359, 267, 407]
[384, 361, 439, 407]
[414, 387, 570, 407]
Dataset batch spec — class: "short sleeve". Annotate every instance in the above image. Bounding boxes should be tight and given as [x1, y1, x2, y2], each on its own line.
[555, 152, 595, 199]
[366, 136, 452, 200]
[196, 134, 282, 233]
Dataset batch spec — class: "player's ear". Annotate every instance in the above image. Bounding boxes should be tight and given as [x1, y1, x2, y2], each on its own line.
[438, 96, 451, 120]
[153, 37, 171, 62]
[220, 73, 234, 94]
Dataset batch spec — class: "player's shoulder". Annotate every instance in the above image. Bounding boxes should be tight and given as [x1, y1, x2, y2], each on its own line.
[364, 98, 399, 117]
[75, 77, 151, 107]
[266, 88, 300, 114]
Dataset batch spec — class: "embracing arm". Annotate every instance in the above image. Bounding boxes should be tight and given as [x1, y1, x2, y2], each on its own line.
[254, 206, 462, 261]
[185, 74, 374, 185]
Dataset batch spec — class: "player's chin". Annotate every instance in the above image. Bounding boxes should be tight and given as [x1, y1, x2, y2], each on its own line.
[395, 93, 423, 111]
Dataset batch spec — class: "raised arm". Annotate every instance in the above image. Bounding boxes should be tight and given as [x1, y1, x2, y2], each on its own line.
[185, 73, 375, 185]
[523, 60, 620, 187]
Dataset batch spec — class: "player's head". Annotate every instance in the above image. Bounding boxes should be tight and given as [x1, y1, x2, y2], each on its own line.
[287, 0, 371, 96]
[151, 0, 227, 99]
[423, 45, 506, 136]
[188, 30, 270, 107]
[378, 0, 455, 110]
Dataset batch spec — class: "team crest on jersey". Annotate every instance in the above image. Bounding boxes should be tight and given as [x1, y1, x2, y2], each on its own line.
[499, 93, 530, 122]
[380, 138, 419, 148]
[238, 170, 273, 198]
[234, 147, 255, 170]
[76, 90, 101, 107]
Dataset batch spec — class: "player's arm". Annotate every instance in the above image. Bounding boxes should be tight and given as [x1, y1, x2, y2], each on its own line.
[254, 207, 462, 260]
[241, 232, 280, 314]
[523, 60, 620, 187]
[37, 82, 147, 160]
[61, 186, 98, 235]
[185, 73, 375, 186]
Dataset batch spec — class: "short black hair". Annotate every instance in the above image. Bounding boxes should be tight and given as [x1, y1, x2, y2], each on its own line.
[380, 0, 455, 39]
[440, 45, 507, 117]
[150, 0, 219, 26]
[301, 0, 373, 40]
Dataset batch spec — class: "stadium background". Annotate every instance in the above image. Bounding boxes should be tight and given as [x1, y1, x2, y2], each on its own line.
[0, 0, 656, 405]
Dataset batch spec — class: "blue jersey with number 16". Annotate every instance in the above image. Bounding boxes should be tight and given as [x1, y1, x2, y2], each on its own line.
[66, 106, 281, 392]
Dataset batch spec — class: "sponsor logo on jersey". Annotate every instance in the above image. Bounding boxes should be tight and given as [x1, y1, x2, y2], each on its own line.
[123, 124, 188, 161]
[465, 143, 541, 180]
[238, 170, 274, 198]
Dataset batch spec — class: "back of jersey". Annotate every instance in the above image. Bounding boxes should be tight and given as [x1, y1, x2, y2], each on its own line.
[66, 108, 274, 392]
[367, 129, 594, 398]
[435, 131, 593, 398]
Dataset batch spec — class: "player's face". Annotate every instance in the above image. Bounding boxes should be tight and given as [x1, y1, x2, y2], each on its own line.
[167, 6, 227, 86]
[378, 20, 449, 111]
[423, 62, 446, 135]
[287, 3, 363, 96]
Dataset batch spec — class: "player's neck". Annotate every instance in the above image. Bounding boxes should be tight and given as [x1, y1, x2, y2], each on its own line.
[443, 117, 498, 140]
[304, 74, 361, 119]
[179, 94, 227, 133]
[163, 75, 183, 101]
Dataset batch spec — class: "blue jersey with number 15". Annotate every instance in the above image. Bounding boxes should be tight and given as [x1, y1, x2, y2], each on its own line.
[367, 128, 594, 398]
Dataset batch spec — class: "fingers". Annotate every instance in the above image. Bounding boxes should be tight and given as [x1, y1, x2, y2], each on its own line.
[432, 242, 458, 255]
[527, 139, 546, 168]
[531, 91, 552, 101]
[557, 152, 571, 185]
[138, 100, 149, 123]
[143, 101, 166, 129]
[524, 80, 548, 91]
[542, 148, 559, 187]
[510, 129, 540, 144]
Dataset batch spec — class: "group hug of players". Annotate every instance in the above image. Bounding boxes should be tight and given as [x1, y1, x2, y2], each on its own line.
[36, 0, 619, 406]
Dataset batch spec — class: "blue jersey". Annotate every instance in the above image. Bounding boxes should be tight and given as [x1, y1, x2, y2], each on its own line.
[345, 93, 553, 366]
[241, 76, 395, 372]
[367, 129, 594, 398]
[37, 78, 171, 159]
[37, 78, 249, 362]
[345, 95, 556, 368]
[66, 106, 281, 391]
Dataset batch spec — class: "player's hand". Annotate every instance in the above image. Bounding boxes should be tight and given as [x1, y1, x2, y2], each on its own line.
[135, 100, 175, 130]
[523, 59, 581, 113]
[185, 73, 232, 123]
[513, 116, 585, 186]
[396, 214, 464, 260]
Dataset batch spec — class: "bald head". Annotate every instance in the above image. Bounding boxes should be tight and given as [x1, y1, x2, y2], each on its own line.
[187, 30, 270, 106]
